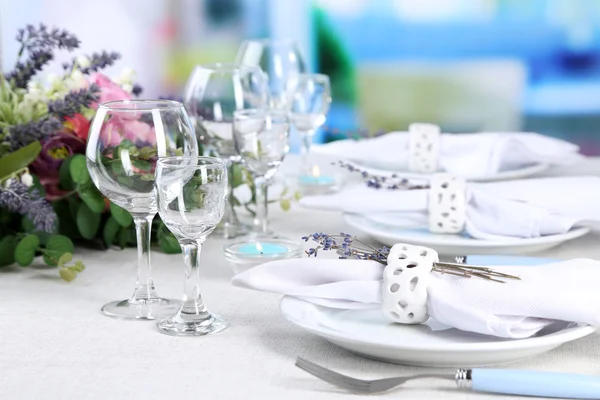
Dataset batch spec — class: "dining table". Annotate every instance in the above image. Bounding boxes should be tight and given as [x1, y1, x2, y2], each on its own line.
[2, 156, 600, 400]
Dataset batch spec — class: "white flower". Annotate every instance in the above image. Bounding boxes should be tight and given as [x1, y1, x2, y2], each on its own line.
[20, 173, 33, 187]
[233, 183, 253, 204]
[76, 55, 91, 68]
[121, 83, 133, 94]
[66, 70, 87, 90]
[3, 178, 13, 189]
[46, 73, 60, 86]
[116, 67, 136, 85]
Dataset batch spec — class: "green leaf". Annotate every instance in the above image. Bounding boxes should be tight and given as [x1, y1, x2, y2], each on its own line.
[76, 202, 101, 240]
[0, 235, 18, 267]
[14, 234, 39, 267]
[31, 174, 46, 197]
[69, 154, 90, 185]
[79, 186, 105, 213]
[0, 141, 42, 181]
[110, 203, 133, 227]
[57, 253, 73, 267]
[71, 261, 85, 273]
[43, 235, 75, 266]
[132, 159, 151, 171]
[53, 199, 80, 239]
[58, 156, 75, 190]
[21, 215, 35, 232]
[102, 216, 121, 247]
[59, 267, 77, 282]
[280, 187, 289, 198]
[294, 191, 302, 201]
[118, 228, 128, 248]
[159, 233, 181, 254]
[231, 163, 243, 187]
[280, 198, 291, 212]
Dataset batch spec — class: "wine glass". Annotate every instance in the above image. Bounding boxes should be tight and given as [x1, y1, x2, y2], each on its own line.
[154, 156, 228, 336]
[235, 39, 306, 111]
[86, 100, 198, 320]
[290, 73, 332, 175]
[183, 63, 269, 239]
[233, 109, 290, 238]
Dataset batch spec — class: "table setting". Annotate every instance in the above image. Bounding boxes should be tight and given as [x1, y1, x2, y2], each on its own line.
[3, 24, 600, 400]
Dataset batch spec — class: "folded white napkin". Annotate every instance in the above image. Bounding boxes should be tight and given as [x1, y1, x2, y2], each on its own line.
[314, 132, 582, 176]
[300, 176, 600, 239]
[232, 257, 600, 338]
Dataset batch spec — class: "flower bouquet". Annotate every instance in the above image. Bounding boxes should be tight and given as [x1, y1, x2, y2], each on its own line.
[0, 24, 180, 281]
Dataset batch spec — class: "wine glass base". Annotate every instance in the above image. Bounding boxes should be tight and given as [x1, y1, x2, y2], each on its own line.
[101, 298, 180, 320]
[213, 221, 250, 239]
[156, 313, 229, 337]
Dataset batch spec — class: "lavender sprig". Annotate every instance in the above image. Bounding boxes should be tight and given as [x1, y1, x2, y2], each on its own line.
[132, 83, 143, 97]
[6, 50, 53, 89]
[47, 84, 100, 119]
[302, 232, 520, 283]
[334, 161, 429, 190]
[7, 117, 63, 150]
[0, 180, 56, 232]
[64, 51, 120, 74]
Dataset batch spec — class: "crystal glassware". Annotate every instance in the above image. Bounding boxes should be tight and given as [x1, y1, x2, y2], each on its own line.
[235, 39, 306, 111]
[183, 63, 269, 239]
[290, 73, 332, 176]
[233, 109, 290, 238]
[154, 156, 228, 336]
[86, 100, 198, 320]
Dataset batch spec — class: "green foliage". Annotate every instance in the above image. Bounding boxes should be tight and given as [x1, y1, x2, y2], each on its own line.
[0, 141, 42, 180]
[43, 235, 75, 266]
[79, 186, 104, 213]
[76, 202, 101, 239]
[69, 155, 90, 185]
[157, 220, 181, 254]
[102, 216, 121, 247]
[110, 203, 133, 227]
[14, 234, 39, 266]
[0, 235, 17, 267]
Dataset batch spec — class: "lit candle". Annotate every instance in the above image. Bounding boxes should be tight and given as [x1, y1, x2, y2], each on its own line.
[299, 165, 336, 186]
[237, 242, 288, 255]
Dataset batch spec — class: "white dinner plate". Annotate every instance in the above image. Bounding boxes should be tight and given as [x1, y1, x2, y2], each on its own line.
[347, 160, 549, 182]
[280, 255, 597, 367]
[344, 213, 590, 256]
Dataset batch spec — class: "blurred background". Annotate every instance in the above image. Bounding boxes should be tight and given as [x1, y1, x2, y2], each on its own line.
[2, 0, 600, 154]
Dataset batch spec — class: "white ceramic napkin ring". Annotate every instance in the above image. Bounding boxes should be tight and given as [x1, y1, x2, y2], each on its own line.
[381, 244, 438, 324]
[408, 123, 441, 173]
[428, 173, 467, 234]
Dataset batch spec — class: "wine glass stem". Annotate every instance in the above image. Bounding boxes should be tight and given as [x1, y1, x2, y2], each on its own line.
[300, 129, 315, 173]
[131, 215, 158, 302]
[180, 240, 207, 314]
[224, 157, 240, 225]
[253, 176, 269, 235]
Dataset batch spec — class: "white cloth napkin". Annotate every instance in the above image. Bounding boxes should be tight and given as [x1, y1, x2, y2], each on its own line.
[314, 132, 582, 176]
[300, 176, 600, 239]
[232, 257, 600, 338]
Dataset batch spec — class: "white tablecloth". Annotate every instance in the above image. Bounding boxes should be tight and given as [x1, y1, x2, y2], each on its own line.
[2, 157, 600, 400]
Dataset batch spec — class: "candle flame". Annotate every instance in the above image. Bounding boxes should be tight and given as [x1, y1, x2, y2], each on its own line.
[312, 165, 321, 178]
[256, 242, 264, 254]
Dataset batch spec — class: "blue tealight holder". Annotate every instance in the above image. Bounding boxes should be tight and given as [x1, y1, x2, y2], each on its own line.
[224, 238, 303, 275]
[295, 164, 346, 195]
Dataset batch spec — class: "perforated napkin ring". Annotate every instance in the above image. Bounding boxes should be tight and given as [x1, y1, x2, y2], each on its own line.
[428, 174, 467, 234]
[408, 123, 441, 173]
[381, 243, 438, 324]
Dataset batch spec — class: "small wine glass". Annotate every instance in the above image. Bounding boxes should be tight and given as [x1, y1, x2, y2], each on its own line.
[154, 156, 228, 336]
[235, 38, 306, 111]
[86, 100, 198, 320]
[233, 109, 290, 238]
[183, 63, 269, 239]
[290, 73, 332, 175]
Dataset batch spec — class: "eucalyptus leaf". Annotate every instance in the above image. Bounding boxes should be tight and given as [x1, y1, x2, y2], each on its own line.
[110, 203, 133, 227]
[102, 216, 120, 247]
[76, 203, 101, 240]
[294, 191, 302, 201]
[43, 235, 75, 266]
[159, 233, 181, 254]
[57, 253, 73, 267]
[0, 141, 42, 181]
[69, 155, 90, 185]
[58, 156, 75, 190]
[0, 235, 18, 267]
[59, 267, 77, 282]
[280, 198, 291, 211]
[79, 186, 105, 213]
[132, 159, 151, 171]
[14, 234, 39, 267]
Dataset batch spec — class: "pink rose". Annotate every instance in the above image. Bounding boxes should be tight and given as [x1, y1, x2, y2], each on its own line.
[100, 118, 156, 147]
[89, 72, 131, 108]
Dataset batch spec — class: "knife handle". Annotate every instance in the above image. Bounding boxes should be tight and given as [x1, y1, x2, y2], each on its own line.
[463, 368, 600, 399]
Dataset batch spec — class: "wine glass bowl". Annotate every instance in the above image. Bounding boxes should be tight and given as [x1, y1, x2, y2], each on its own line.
[235, 39, 306, 111]
[86, 99, 198, 320]
[155, 156, 229, 336]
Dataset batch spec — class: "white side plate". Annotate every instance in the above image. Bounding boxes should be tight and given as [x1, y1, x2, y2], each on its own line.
[344, 213, 590, 256]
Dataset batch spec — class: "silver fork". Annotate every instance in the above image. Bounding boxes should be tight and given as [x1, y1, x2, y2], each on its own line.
[295, 357, 449, 394]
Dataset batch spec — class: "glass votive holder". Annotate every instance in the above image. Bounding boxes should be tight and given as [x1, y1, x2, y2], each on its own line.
[224, 238, 303, 275]
[293, 156, 348, 196]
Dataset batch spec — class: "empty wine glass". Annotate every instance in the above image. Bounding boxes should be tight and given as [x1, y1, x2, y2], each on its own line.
[86, 100, 198, 320]
[290, 73, 332, 175]
[233, 109, 290, 238]
[235, 39, 306, 111]
[183, 63, 269, 239]
[154, 156, 228, 336]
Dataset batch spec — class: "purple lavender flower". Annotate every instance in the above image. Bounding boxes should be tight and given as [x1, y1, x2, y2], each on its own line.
[0, 180, 56, 232]
[47, 84, 100, 119]
[7, 117, 63, 150]
[7, 50, 53, 89]
[64, 51, 120, 74]
[132, 83, 143, 97]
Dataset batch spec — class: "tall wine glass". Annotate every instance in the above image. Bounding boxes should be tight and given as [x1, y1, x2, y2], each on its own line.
[155, 156, 228, 336]
[290, 73, 332, 174]
[86, 100, 198, 320]
[183, 63, 269, 239]
[233, 109, 290, 238]
[235, 39, 306, 111]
